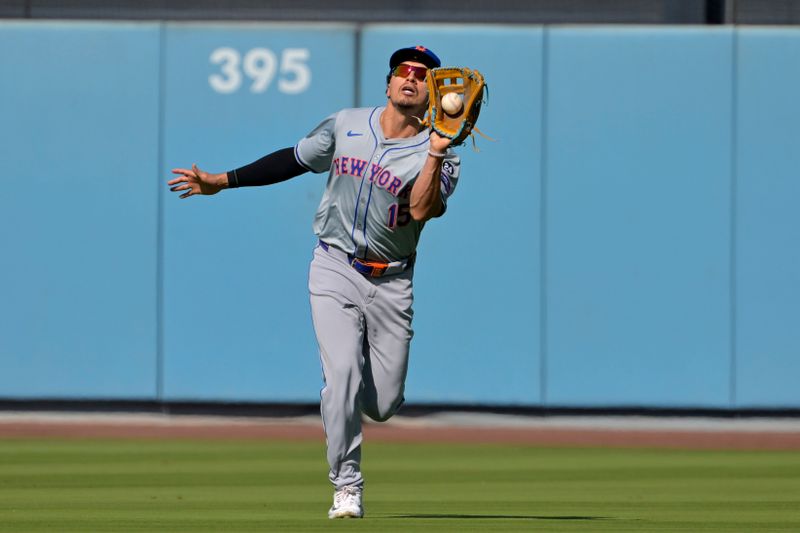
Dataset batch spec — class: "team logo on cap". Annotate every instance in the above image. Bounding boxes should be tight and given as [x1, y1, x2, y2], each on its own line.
[415, 46, 427, 52]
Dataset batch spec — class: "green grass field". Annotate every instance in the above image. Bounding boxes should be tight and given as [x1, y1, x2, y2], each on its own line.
[0, 439, 798, 532]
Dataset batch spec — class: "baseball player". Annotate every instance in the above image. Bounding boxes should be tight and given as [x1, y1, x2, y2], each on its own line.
[167, 45, 460, 519]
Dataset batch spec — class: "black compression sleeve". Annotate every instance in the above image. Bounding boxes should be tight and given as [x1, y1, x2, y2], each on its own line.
[226, 147, 309, 188]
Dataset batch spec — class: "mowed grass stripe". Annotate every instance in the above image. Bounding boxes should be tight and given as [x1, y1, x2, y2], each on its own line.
[0, 439, 798, 532]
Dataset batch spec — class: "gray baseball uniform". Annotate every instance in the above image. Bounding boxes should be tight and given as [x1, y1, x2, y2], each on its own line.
[296, 106, 460, 490]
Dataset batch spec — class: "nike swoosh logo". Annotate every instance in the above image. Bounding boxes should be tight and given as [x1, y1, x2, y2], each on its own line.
[347, 131, 363, 137]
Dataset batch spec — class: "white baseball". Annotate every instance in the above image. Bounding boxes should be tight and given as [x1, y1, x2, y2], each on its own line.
[441, 92, 463, 115]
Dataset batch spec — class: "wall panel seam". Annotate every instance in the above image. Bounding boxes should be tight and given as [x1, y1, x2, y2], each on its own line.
[156, 22, 167, 404]
[539, 27, 549, 407]
[729, 28, 739, 408]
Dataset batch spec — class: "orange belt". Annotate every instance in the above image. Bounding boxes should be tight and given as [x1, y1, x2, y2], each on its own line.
[319, 241, 414, 278]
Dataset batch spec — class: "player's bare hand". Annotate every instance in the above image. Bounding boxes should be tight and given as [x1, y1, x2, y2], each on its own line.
[168, 164, 227, 199]
[429, 131, 452, 154]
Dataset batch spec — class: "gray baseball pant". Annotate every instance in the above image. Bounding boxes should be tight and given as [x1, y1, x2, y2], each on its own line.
[308, 243, 414, 490]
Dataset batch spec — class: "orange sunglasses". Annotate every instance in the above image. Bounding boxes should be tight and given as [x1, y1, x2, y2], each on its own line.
[391, 64, 428, 82]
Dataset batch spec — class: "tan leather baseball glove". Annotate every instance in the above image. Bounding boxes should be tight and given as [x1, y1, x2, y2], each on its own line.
[426, 67, 488, 147]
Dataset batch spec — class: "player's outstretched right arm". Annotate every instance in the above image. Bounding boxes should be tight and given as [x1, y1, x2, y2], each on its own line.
[167, 147, 309, 200]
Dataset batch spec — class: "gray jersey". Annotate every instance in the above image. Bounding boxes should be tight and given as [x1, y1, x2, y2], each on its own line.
[295, 106, 460, 262]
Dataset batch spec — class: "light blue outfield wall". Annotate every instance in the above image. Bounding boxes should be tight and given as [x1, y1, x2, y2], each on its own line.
[161, 24, 355, 401]
[0, 22, 161, 398]
[544, 28, 735, 407]
[0, 22, 798, 408]
[734, 29, 800, 408]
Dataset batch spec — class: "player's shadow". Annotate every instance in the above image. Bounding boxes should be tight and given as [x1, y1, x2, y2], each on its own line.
[387, 514, 606, 520]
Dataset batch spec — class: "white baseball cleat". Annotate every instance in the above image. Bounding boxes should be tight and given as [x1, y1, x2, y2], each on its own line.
[328, 485, 364, 519]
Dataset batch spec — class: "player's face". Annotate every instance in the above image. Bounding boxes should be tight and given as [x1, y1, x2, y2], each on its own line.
[386, 61, 429, 111]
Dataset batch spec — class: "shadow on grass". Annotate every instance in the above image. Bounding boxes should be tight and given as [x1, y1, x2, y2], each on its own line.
[387, 514, 607, 520]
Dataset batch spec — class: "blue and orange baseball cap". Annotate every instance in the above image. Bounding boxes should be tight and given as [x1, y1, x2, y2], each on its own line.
[389, 46, 441, 70]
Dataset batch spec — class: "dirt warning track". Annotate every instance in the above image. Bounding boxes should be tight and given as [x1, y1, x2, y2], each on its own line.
[1, 412, 799, 450]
